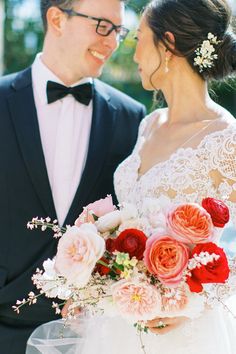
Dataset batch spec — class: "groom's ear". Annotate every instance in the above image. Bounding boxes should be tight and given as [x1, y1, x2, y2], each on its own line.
[164, 31, 176, 51]
[46, 7, 67, 36]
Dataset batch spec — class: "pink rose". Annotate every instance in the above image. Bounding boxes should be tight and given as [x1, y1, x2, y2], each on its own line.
[167, 203, 214, 244]
[112, 279, 162, 321]
[144, 235, 189, 286]
[55, 224, 105, 287]
[75, 195, 115, 226]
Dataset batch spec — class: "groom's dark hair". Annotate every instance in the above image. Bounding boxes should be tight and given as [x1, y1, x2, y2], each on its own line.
[40, 0, 127, 32]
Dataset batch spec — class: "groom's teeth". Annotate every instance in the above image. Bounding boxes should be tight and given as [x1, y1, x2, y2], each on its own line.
[90, 50, 106, 60]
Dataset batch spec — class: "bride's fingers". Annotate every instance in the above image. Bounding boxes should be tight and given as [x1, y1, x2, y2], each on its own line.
[61, 299, 72, 318]
[146, 316, 189, 334]
[147, 316, 188, 327]
[146, 317, 164, 327]
[61, 299, 81, 318]
[148, 325, 172, 335]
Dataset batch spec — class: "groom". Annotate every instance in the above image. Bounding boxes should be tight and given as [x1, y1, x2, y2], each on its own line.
[0, 0, 145, 353]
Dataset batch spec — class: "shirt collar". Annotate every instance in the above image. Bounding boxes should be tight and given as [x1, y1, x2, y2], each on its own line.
[32, 53, 92, 105]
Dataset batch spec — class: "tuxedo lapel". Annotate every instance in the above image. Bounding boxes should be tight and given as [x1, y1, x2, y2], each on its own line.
[7, 68, 56, 219]
[64, 81, 117, 225]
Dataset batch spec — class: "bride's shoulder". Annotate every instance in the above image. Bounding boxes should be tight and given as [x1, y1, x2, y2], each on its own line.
[139, 108, 167, 136]
[207, 107, 236, 135]
[199, 110, 236, 153]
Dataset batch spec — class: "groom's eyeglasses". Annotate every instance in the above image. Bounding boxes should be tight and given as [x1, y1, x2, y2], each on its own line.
[59, 8, 130, 42]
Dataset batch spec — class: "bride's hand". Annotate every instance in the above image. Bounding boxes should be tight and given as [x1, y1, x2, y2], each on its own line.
[61, 299, 81, 318]
[146, 316, 189, 335]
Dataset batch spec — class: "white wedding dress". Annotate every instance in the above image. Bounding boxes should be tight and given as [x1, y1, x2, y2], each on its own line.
[27, 110, 236, 354]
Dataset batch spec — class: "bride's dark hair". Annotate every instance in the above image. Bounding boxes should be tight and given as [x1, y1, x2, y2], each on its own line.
[145, 0, 236, 80]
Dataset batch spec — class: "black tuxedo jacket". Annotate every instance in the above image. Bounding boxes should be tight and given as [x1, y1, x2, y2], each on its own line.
[0, 67, 146, 324]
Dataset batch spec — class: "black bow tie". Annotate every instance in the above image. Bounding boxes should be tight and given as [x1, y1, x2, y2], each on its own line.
[46, 81, 93, 105]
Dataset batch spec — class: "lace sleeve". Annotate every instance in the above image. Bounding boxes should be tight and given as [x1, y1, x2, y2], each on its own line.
[203, 125, 236, 225]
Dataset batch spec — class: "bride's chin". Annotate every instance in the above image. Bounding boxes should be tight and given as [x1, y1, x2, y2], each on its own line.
[141, 81, 157, 91]
[139, 76, 159, 91]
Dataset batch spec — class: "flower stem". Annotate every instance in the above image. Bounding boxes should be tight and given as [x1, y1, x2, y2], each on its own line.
[139, 331, 148, 354]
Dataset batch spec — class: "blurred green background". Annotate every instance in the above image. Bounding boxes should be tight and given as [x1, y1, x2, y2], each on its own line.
[2, 0, 236, 113]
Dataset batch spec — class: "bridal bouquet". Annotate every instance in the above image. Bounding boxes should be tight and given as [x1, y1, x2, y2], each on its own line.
[14, 195, 236, 329]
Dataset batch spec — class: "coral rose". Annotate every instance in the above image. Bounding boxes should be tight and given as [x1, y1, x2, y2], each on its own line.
[114, 228, 148, 260]
[144, 235, 190, 286]
[202, 197, 230, 228]
[55, 224, 105, 287]
[112, 279, 162, 321]
[186, 242, 230, 293]
[167, 203, 214, 244]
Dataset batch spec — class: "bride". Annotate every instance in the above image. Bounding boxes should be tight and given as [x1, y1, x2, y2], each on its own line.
[27, 0, 236, 353]
[112, 0, 236, 351]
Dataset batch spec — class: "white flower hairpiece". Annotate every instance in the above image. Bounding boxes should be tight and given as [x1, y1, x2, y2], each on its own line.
[194, 32, 222, 73]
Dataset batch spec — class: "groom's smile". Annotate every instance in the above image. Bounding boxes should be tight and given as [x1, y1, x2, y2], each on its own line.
[89, 49, 111, 64]
[42, 0, 126, 85]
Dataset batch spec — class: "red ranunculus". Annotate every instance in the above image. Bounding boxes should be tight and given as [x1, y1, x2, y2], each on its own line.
[114, 229, 148, 260]
[202, 197, 230, 228]
[95, 257, 111, 276]
[186, 242, 230, 293]
[106, 238, 116, 253]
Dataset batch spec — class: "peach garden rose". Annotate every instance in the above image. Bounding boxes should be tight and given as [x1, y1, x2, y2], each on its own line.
[167, 203, 214, 244]
[55, 224, 105, 287]
[161, 284, 189, 312]
[112, 279, 162, 321]
[144, 235, 190, 286]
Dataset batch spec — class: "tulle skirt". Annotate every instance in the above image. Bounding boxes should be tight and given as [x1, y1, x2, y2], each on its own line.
[26, 301, 236, 354]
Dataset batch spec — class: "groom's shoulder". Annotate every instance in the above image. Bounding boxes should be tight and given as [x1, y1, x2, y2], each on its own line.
[94, 79, 146, 113]
[0, 67, 31, 95]
[0, 72, 18, 94]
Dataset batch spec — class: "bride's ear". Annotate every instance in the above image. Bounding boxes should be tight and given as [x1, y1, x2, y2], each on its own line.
[164, 31, 176, 51]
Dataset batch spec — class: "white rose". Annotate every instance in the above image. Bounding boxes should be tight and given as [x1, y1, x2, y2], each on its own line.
[120, 202, 138, 221]
[95, 210, 121, 233]
[141, 197, 171, 230]
[118, 218, 145, 233]
[42, 258, 57, 279]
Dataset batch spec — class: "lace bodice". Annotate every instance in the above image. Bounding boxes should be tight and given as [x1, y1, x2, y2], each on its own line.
[114, 111, 236, 224]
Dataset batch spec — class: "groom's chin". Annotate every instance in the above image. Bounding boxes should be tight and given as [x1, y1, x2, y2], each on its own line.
[89, 65, 106, 79]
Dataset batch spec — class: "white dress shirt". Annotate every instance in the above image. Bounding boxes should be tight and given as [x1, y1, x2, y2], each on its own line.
[32, 53, 93, 225]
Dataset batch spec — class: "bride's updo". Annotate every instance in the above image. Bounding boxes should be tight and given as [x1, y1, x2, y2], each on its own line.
[145, 0, 236, 80]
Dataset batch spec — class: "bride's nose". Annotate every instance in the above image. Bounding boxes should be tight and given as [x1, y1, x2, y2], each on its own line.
[133, 48, 139, 64]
